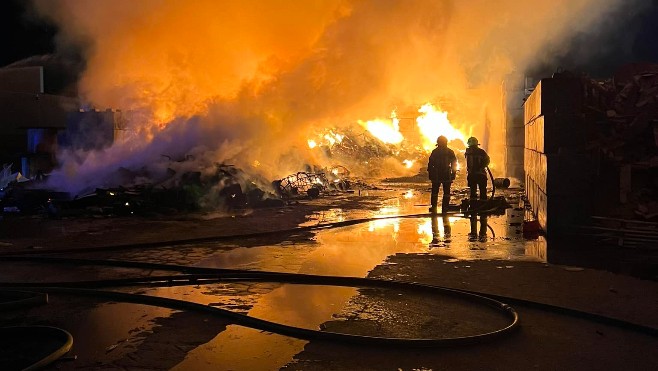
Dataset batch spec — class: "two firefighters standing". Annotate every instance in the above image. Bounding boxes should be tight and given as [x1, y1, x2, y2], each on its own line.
[427, 135, 490, 214]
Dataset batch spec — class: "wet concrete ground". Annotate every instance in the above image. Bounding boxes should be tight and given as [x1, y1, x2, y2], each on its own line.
[0, 183, 656, 370]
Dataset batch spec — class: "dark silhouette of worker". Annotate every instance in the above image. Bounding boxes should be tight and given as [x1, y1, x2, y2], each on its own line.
[465, 136, 490, 201]
[427, 135, 457, 214]
[469, 212, 488, 242]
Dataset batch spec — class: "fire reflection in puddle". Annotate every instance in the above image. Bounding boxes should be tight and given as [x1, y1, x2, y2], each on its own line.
[299, 208, 347, 226]
[368, 207, 401, 233]
[78, 189, 546, 369]
[171, 284, 357, 370]
[168, 211, 545, 369]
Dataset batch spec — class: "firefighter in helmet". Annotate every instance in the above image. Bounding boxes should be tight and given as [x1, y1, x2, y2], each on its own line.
[427, 135, 457, 214]
[465, 136, 490, 200]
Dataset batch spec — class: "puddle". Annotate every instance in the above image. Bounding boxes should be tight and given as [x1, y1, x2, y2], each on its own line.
[168, 284, 357, 370]
[164, 204, 544, 369]
[64, 301, 172, 363]
[55, 188, 546, 369]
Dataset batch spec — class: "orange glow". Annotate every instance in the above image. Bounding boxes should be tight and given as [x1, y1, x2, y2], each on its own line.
[356, 104, 468, 153]
[368, 207, 401, 233]
[359, 111, 403, 144]
[307, 131, 345, 149]
[324, 132, 344, 146]
[417, 103, 466, 152]
[417, 217, 459, 244]
[417, 219, 434, 245]
[403, 159, 415, 168]
[34, 0, 623, 186]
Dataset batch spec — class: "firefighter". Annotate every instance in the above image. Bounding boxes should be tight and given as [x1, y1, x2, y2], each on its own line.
[465, 136, 490, 201]
[427, 135, 457, 214]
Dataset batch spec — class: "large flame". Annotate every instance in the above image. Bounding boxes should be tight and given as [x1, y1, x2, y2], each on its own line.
[349, 103, 467, 153]
[358, 111, 403, 144]
[416, 103, 466, 151]
[307, 130, 345, 149]
[32, 0, 627, 192]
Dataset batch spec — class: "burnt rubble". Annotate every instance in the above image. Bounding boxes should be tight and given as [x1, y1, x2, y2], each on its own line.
[273, 165, 361, 199]
[0, 162, 283, 217]
[312, 128, 423, 178]
[0, 160, 367, 218]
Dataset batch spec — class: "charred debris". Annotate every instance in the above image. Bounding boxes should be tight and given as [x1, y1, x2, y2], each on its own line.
[0, 159, 370, 218]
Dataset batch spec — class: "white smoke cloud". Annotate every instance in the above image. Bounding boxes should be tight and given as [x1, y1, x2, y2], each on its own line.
[32, 0, 626, 195]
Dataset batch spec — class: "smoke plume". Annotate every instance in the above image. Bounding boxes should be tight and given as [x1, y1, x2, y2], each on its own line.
[33, 0, 627, 194]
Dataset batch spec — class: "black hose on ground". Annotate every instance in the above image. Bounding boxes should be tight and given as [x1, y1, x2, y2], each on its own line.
[1, 256, 656, 338]
[0, 290, 48, 310]
[0, 326, 73, 370]
[0, 278, 519, 347]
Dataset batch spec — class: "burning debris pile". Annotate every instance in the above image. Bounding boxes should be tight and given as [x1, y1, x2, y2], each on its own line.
[307, 127, 430, 178]
[271, 164, 379, 199]
[0, 154, 367, 218]
[0, 161, 289, 217]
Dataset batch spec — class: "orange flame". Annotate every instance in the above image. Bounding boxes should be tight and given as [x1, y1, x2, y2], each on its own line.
[359, 111, 403, 144]
[416, 103, 466, 151]
[307, 131, 345, 149]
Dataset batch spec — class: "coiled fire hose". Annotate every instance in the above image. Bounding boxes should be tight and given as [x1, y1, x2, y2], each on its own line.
[1, 256, 657, 346]
[0, 257, 519, 347]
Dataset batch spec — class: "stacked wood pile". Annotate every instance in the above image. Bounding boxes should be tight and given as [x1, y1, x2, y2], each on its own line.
[524, 64, 658, 236]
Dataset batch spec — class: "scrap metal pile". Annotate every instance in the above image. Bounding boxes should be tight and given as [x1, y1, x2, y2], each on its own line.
[272, 165, 355, 198]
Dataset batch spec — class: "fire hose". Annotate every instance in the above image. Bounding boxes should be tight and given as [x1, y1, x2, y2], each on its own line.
[0, 275, 518, 348]
[1, 256, 657, 339]
[0, 256, 520, 347]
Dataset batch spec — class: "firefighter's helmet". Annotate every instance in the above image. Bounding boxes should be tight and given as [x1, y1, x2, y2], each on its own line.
[436, 135, 448, 146]
[467, 137, 479, 147]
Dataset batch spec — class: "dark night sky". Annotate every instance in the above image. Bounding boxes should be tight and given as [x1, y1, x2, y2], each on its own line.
[1, 0, 658, 76]
[0, 0, 57, 67]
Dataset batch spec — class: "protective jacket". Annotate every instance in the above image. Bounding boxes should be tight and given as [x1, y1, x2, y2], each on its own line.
[465, 147, 490, 175]
[428, 146, 457, 182]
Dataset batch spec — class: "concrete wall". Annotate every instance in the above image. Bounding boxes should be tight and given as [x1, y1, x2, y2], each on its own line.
[0, 90, 78, 162]
[503, 75, 527, 180]
[0, 66, 43, 94]
[0, 66, 80, 172]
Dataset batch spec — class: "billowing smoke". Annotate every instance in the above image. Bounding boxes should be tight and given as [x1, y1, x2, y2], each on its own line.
[33, 0, 627, 195]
